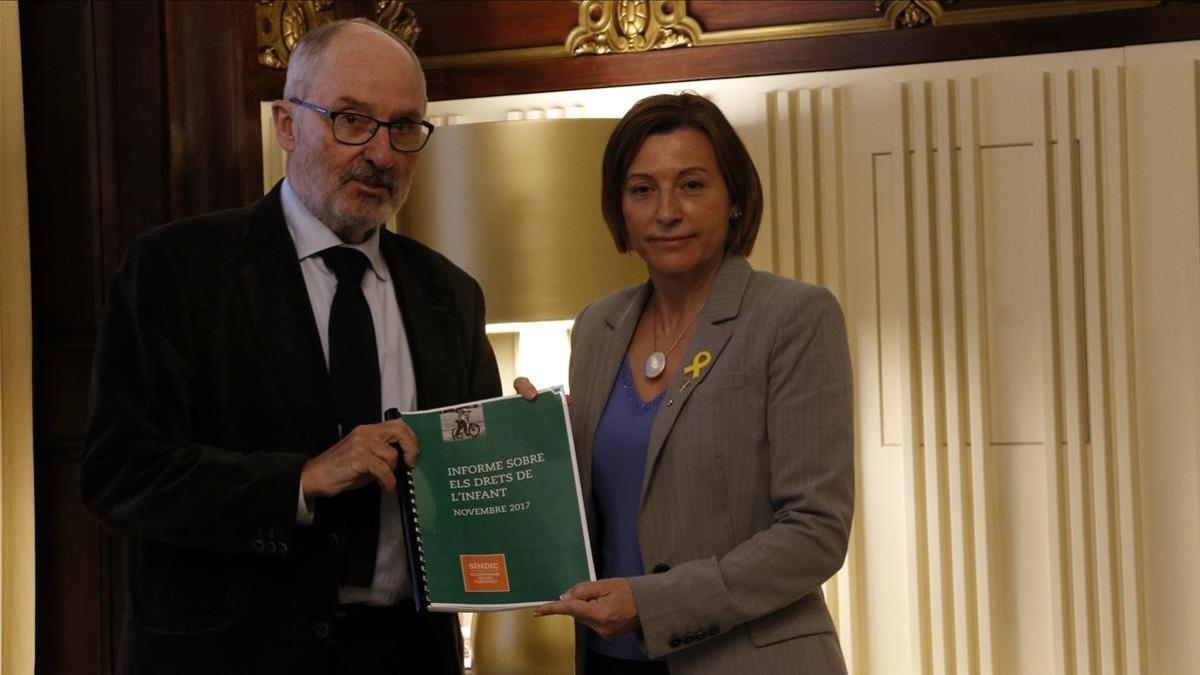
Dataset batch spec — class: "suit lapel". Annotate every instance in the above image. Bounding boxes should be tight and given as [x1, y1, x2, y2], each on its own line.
[380, 232, 463, 409]
[641, 256, 753, 501]
[237, 185, 338, 451]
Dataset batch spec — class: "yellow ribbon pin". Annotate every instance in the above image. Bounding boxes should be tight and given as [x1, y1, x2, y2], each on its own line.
[684, 351, 712, 379]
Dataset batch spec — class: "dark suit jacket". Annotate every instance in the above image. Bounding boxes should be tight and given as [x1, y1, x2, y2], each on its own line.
[569, 256, 853, 674]
[81, 183, 501, 675]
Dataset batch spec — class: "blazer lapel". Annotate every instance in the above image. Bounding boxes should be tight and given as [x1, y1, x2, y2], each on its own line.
[641, 256, 753, 500]
[574, 283, 651, 495]
[237, 185, 338, 451]
[380, 232, 462, 410]
[586, 283, 652, 419]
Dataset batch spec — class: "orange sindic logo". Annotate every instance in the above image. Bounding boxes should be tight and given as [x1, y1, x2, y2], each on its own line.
[460, 554, 510, 592]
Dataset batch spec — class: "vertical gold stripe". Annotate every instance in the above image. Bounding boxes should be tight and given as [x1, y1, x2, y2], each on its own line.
[1053, 69, 1098, 675]
[1035, 70, 1075, 675]
[765, 91, 786, 275]
[797, 88, 822, 284]
[892, 80, 933, 675]
[1076, 66, 1120, 675]
[785, 89, 803, 279]
[912, 79, 955, 675]
[957, 75, 996, 675]
[934, 77, 978, 675]
[1102, 63, 1143, 675]
[820, 88, 847, 297]
[782, 89, 801, 278]
[0, 4, 36, 673]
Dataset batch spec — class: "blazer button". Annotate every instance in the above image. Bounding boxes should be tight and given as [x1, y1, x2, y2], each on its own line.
[251, 539, 265, 553]
[278, 542, 289, 556]
[652, 563, 670, 574]
[682, 634, 694, 645]
[266, 541, 277, 555]
[669, 636, 682, 648]
[313, 621, 331, 640]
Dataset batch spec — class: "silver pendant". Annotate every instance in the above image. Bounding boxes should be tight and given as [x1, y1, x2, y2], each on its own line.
[644, 351, 666, 379]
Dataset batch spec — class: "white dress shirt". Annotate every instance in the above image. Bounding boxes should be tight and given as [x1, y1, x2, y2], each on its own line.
[281, 178, 416, 606]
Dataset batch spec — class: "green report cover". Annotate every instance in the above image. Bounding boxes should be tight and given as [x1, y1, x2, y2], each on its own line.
[401, 388, 595, 612]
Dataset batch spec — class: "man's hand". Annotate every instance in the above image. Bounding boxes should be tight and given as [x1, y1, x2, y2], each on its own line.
[300, 419, 418, 499]
[533, 578, 640, 640]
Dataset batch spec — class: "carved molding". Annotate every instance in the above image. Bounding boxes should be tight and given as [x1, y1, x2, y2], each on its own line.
[875, 0, 956, 29]
[566, 0, 702, 56]
[256, 0, 335, 68]
[256, 0, 420, 69]
[376, 1, 421, 46]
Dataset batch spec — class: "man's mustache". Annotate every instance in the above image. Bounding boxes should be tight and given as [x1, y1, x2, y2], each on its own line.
[341, 164, 395, 193]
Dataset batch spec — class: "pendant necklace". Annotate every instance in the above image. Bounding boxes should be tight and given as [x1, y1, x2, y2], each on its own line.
[644, 298, 703, 380]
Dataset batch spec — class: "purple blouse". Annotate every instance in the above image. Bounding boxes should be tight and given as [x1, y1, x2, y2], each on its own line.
[588, 359, 665, 661]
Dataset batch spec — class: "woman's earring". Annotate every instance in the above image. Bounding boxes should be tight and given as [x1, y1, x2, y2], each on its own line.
[731, 207, 743, 221]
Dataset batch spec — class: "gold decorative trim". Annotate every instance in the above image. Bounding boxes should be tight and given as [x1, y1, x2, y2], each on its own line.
[875, 1, 954, 29]
[256, 0, 421, 69]
[256, 0, 335, 69]
[565, 0, 702, 55]
[418, 0, 1161, 70]
[375, 1, 421, 47]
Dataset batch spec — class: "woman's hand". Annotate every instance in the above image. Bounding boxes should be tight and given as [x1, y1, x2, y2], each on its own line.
[533, 578, 640, 640]
[513, 377, 574, 405]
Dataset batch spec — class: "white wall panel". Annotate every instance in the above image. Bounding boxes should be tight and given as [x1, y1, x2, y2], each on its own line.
[989, 444, 1055, 675]
[978, 145, 1044, 445]
[1125, 44, 1200, 675]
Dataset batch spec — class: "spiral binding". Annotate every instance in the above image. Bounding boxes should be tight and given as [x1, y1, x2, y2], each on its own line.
[407, 471, 430, 600]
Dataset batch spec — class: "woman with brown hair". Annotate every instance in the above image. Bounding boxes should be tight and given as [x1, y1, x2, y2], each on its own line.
[527, 92, 853, 674]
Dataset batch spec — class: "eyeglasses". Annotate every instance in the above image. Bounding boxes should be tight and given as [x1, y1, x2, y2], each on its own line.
[289, 98, 434, 153]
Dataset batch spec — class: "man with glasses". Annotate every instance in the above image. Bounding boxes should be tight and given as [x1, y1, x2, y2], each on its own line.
[81, 18, 499, 675]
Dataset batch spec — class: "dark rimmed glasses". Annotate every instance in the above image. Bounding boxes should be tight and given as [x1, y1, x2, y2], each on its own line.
[289, 98, 434, 153]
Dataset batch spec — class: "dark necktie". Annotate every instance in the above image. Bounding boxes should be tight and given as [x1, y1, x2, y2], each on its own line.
[319, 246, 381, 588]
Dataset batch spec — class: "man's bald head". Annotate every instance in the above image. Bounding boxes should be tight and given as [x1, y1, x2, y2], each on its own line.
[273, 18, 429, 243]
[283, 18, 425, 101]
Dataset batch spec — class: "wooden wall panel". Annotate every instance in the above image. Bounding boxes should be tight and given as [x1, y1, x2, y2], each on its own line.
[33, 447, 109, 675]
[163, 0, 263, 220]
[21, 2, 269, 673]
[406, 0, 577, 54]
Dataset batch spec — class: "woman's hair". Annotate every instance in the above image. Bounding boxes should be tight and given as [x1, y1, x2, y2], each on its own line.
[600, 93, 763, 256]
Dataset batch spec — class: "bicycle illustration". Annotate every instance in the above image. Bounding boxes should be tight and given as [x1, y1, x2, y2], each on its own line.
[451, 407, 482, 440]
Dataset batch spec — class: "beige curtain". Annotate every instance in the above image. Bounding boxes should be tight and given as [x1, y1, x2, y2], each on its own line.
[0, 2, 37, 673]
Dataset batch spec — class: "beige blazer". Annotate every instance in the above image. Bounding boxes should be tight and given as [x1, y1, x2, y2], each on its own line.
[569, 255, 853, 674]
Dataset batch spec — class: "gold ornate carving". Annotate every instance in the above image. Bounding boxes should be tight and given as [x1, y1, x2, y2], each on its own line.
[256, 1, 419, 69]
[256, 0, 334, 68]
[375, 1, 421, 47]
[874, 0, 956, 29]
[417, 0, 1160, 70]
[566, 0, 702, 56]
